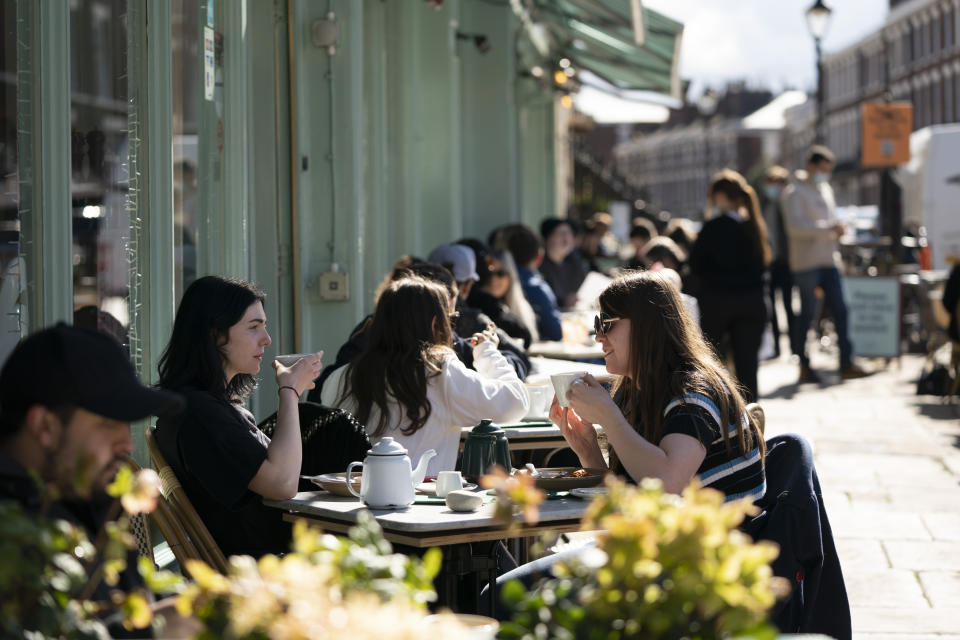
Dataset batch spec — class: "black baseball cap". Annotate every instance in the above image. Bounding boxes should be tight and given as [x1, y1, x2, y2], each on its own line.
[0, 323, 184, 436]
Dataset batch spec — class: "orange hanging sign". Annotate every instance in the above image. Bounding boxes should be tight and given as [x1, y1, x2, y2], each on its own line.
[861, 102, 913, 167]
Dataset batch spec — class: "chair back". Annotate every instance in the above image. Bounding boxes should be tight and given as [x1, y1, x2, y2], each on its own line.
[146, 429, 229, 574]
[258, 401, 371, 486]
[742, 433, 851, 639]
[745, 402, 765, 436]
[123, 453, 208, 574]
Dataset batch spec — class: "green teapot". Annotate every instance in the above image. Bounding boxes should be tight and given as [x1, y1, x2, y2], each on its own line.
[460, 419, 512, 482]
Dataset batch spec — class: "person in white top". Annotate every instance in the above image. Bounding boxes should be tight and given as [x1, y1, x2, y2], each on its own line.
[321, 276, 529, 476]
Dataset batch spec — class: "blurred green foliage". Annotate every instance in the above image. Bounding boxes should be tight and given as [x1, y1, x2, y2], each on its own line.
[498, 478, 788, 640]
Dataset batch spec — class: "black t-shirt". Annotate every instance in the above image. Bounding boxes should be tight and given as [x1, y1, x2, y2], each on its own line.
[943, 264, 960, 342]
[689, 214, 765, 292]
[154, 388, 291, 557]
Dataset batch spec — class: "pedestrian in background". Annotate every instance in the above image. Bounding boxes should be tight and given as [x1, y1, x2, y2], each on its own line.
[690, 169, 771, 402]
[762, 165, 795, 358]
[781, 146, 866, 383]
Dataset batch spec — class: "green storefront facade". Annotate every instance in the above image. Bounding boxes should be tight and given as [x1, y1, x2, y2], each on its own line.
[0, 0, 679, 461]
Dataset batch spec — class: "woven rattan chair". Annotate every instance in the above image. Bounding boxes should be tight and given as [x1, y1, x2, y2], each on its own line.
[746, 402, 765, 436]
[146, 429, 229, 574]
[123, 454, 204, 572]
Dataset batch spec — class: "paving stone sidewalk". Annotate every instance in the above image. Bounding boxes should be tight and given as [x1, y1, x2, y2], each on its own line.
[757, 350, 960, 639]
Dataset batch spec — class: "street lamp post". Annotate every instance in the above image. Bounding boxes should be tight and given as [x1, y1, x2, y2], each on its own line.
[805, 0, 833, 144]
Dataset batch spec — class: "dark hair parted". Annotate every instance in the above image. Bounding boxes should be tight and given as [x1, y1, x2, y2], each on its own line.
[599, 271, 764, 468]
[158, 276, 265, 401]
[338, 277, 455, 437]
[709, 169, 772, 267]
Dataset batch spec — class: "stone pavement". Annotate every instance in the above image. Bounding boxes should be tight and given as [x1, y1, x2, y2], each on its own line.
[758, 347, 960, 639]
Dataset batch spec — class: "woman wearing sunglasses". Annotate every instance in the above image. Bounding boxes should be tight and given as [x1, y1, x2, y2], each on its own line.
[323, 276, 529, 476]
[550, 270, 766, 501]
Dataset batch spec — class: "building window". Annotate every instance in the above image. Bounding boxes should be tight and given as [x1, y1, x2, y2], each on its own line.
[945, 73, 954, 123]
[69, 0, 131, 351]
[933, 79, 942, 123]
[0, 1, 25, 363]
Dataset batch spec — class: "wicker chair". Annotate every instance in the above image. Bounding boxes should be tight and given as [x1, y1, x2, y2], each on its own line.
[746, 402, 765, 436]
[123, 454, 203, 572]
[146, 429, 229, 575]
[257, 401, 371, 490]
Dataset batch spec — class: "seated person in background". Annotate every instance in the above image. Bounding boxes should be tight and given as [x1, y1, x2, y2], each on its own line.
[427, 243, 529, 363]
[665, 217, 698, 257]
[640, 235, 687, 273]
[506, 224, 564, 341]
[625, 218, 658, 270]
[0, 323, 184, 634]
[551, 271, 765, 501]
[539, 218, 587, 309]
[322, 277, 528, 475]
[310, 258, 529, 399]
[155, 276, 322, 557]
[943, 262, 960, 342]
[459, 238, 539, 348]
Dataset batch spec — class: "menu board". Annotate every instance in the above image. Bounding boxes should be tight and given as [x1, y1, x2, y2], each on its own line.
[843, 276, 901, 358]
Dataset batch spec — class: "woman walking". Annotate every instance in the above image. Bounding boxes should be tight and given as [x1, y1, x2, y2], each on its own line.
[689, 169, 771, 402]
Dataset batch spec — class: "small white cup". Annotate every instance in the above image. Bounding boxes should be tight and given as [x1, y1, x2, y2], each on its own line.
[275, 353, 312, 367]
[550, 372, 587, 407]
[435, 470, 464, 497]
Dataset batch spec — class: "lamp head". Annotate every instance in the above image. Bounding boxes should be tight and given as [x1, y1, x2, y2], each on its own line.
[805, 0, 833, 41]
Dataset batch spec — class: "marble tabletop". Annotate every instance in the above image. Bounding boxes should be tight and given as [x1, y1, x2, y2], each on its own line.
[264, 490, 590, 534]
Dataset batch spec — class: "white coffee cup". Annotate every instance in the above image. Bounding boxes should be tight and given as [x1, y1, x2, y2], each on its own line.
[275, 353, 313, 367]
[550, 371, 587, 407]
[435, 470, 464, 497]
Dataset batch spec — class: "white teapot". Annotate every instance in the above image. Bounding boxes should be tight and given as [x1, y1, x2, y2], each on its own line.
[345, 437, 437, 508]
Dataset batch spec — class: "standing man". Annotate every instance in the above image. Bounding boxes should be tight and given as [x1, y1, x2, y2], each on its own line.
[762, 165, 796, 358]
[781, 146, 866, 382]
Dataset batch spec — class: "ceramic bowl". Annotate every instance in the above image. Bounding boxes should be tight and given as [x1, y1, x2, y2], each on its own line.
[445, 489, 484, 512]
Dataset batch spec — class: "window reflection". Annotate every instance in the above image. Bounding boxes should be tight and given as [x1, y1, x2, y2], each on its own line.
[70, 0, 130, 349]
[0, 2, 22, 363]
[173, 0, 201, 301]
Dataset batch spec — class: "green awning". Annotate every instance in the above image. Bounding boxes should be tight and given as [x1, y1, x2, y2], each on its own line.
[521, 0, 683, 100]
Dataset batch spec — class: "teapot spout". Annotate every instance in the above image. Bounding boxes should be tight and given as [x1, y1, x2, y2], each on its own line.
[410, 449, 438, 486]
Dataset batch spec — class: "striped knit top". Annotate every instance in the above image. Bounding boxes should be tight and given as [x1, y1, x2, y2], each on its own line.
[613, 389, 766, 502]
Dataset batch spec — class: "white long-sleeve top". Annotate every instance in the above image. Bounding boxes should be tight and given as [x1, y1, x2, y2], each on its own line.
[780, 171, 842, 273]
[320, 341, 529, 476]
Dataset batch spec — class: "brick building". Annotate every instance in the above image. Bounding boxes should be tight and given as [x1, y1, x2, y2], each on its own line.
[821, 0, 960, 206]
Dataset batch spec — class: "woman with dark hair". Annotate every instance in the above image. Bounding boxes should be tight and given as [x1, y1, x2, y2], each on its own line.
[322, 277, 528, 475]
[154, 276, 322, 557]
[460, 240, 539, 348]
[552, 271, 765, 501]
[689, 169, 771, 402]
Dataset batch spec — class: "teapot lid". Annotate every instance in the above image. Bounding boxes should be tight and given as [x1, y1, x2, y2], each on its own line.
[470, 419, 502, 435]
[368, 436, 408, 456]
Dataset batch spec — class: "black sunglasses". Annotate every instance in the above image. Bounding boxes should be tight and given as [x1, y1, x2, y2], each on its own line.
[448, 311, 461, 324]
[594, 312, 621, 337]
[489, 269, 510, 278]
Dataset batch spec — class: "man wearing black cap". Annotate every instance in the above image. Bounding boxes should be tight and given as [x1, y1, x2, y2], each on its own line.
[0, 323, 183, 626]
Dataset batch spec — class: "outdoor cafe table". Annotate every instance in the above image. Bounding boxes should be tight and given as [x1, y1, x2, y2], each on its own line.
[264, 491, 592, 613]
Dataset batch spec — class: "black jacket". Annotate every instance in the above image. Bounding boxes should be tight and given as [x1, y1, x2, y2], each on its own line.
[466, 288, 533, 349]
[740, 434, 851, 640]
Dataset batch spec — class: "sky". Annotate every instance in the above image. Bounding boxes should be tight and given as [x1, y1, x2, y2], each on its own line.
[576, 0, 891, 122]
[644, 0, 889, 96]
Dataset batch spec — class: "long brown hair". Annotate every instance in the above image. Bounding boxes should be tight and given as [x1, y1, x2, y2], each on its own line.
[338, 277, 454, 437]
[710, 169, 771, 267]
[600, 271, 764, 469]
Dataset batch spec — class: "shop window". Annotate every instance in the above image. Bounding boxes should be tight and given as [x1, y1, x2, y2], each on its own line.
[172, 0, 202, 302]
[69, 0, 131, 351]
[0, 2, 24, 363]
